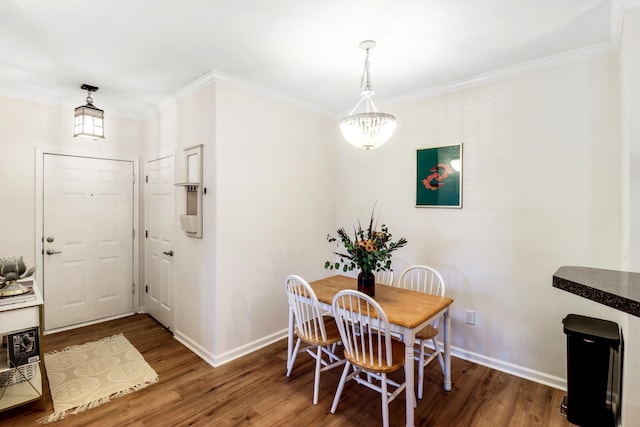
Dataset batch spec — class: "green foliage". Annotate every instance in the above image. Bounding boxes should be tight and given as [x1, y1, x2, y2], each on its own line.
[325, 209, 407, 274]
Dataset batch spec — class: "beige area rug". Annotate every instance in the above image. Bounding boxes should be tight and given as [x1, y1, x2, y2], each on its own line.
[39, 333, 159, 423]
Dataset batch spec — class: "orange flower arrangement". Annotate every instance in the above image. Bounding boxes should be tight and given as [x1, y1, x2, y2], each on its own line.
[325, 210, 407, 274]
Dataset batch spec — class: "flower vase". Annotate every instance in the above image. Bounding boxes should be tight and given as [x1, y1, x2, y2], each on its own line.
[357, 271, 375, 297]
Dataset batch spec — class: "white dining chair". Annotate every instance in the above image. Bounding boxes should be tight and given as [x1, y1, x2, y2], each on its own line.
[285, 274, 345, 405]
[374, 269, 394, 286]
[330, 289, 409, 427]
[396, 265, 446, 400]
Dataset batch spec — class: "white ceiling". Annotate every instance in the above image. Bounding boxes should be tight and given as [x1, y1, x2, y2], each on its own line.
[0, 0, 630, 119]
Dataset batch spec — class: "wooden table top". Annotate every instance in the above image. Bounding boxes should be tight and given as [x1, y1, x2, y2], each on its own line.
[309, 275, 454, 330]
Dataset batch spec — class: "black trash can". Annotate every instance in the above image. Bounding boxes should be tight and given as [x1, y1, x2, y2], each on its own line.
[563, 314, 620, 427]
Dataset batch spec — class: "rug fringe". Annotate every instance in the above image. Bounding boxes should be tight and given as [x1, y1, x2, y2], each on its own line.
[37, 375, 159, 424]
[44, 333, 125, 356]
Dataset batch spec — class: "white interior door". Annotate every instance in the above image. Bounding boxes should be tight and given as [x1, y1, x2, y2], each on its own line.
[43, 154, 134, 330]
[145, 156, 175, 330]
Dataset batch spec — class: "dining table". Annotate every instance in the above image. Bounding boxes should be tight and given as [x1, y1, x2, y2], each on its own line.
[286, 274, 454, 427]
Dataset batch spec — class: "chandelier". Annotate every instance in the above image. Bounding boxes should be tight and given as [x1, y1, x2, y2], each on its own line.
[74, 84, 105, 139]
[340, 40, 396, 150]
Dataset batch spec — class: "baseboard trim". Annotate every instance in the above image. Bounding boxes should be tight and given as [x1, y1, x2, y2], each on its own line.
[175, 328, 568, 391]
[446, 343, 566, 391]
[173, 330, 216, 367]
[174, 328, 286, 368]
[43, 311, 135, 335]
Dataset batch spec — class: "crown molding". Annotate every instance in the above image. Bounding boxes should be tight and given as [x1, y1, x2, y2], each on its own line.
[611, 0, 640, 47]
[382, 41, 616, 108]
[149, 69, 334, 120]
[148, 70, 218, 117]
[0, 86, 149, 121]
[209, 70, 334, 117]
[620, 0, 640, 8]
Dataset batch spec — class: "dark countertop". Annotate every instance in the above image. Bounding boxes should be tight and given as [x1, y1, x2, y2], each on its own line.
[553, 266, 640, 317]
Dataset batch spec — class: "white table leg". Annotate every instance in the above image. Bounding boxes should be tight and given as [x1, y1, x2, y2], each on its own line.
[444, 308, 452, 391]
[404, 332, 415, 427]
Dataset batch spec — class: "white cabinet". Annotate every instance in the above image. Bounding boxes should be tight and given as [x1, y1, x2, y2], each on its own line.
[0, 280, 45, 412]
[176, 144, 204, 238]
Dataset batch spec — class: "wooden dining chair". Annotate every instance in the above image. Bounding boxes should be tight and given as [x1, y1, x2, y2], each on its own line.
[285, 274, 345, 405]
[330, 290, 408, 427]
[396, 265, 446, 399]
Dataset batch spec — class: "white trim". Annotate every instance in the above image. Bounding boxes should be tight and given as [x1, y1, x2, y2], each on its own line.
[174, 328, 287, 368]
[382, 2, 640, 109]
[446, 344, 566, 390]
[34, 148, 44, 289]
[173, 330, 215, 366]
[212, 329, 287, 367]
[35, 145, 138, 163]
[153, 97, 176, 115]
[150, 71, 217, 116]
[0, 89, 143, 121]
[132, 157, 140, 318]
[612, 0, 625, 47]
[173, 71, 217, 101]
[194, 328, 567, 390]
[42, 312, 135, 335]
[211, 70, 333, 118]
[609, 0, 640, 47]
[151, 69, 333, 120]
[620, 0, 640, 9]
[145, 151, 176, 164]
[383, 42, 616, 108]
[414, 338, 566, 390]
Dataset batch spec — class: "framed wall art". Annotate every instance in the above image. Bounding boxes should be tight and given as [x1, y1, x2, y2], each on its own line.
[7, 327, 40, 367]
[416, 143, 462, 208]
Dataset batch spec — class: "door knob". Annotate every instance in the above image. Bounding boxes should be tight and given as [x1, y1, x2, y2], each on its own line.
[46, 249, 62, 255]
[163, 250, 174, 257]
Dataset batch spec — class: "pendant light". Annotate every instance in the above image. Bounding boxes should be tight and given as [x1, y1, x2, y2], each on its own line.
[74, 84, 105, 139]
[340, 40, 396, 150]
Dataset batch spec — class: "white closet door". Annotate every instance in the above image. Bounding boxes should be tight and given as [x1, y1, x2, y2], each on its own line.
[145, 155, 175, 330]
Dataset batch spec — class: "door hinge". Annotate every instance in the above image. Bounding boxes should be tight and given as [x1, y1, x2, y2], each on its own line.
[132, 229, 136, 239]
[132, 283, 135, 294]
[145, 285, 148, 293]
[133, 174, 136, 183]
[145, 230, 148, 238]
[145, 175, 148, 183]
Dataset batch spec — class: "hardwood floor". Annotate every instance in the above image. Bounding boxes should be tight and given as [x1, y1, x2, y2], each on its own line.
[0, 314, 572, 426]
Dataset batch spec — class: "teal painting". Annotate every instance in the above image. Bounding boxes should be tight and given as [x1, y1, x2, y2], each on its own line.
[416, 144, 462, 208]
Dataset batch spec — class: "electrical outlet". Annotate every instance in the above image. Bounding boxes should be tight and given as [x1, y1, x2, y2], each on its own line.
[465, 310, 476, 325]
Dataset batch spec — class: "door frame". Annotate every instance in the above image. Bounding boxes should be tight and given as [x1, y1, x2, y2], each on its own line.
[35, 147, 141, 332]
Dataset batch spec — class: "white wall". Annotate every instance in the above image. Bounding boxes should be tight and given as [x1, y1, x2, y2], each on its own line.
[0, 96, 143, 280]
[620, 6, 640, 425]
[142, 80, 336, 364]
[335, 53, 625, 386]
[213, 82, 336, 360]
[174, 84, 217, 358]
[142, 86, 218, 358]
